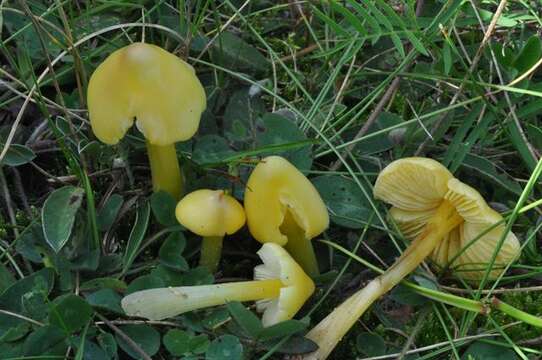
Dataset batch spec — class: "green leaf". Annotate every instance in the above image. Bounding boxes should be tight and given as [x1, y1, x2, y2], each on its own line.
[0, 144, 36, 166]
[116, 324, 160, 360]
[313, 175, 375, 229]
[42, 186, 85, 252]
[0, 263, 15, 293]
[212, 32, 269, 74]
[461, 341, 517, 360]
[159, 232, 188, 271]
[122, 201, 150, 274]
[80, 277, 127, 292]
[257, 319, 307, 341]
[181, 266, 214, 286]
[97, 332, 118, 360]
[513, 36, 542, 74]
[97, 194, 123, 231]
[329, 0, 367, 36]
[461, 154, 523, 196]
[205, 335, 243, 360]
[126, 275, 165, 295]
[150, 191, 178, 226]
[356, 332, 387, 356]
[22, 325, 67, 357]
[256, 113, 312, 170]
[226, 302, 263, 337]
[85, 289, 123, 314]
[163, 329, 191, 356]
[261, 335, 318, 355]
[189, 334, 210, 354]
[0, 268, 55, 311]
[193, 135, 235, 165]
[49, 295, 93, 334]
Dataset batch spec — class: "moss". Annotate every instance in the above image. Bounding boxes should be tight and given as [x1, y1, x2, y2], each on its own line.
[490, 291, 542, 342]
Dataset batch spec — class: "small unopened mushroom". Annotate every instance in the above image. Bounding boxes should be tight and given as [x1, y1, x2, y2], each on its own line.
[87, 43, 206, 199]
[304, 157, 520, 359]
[121, 243, 315, 326]
[176, 189, 245, 272]
[244, 156, 329, 277]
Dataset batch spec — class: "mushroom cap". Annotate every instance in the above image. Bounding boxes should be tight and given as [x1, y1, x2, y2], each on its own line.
[380, 160, 521, 282]
[87, 43, 206, 146]
[175, 189, 246, 237]
[374, 157, 453, 211]
[244, 156, 329, 246]
[254, 243, 315, 327]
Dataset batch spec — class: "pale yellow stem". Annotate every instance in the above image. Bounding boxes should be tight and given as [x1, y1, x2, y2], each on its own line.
[146, 141, 183, 199]
[200, 236, 224, 273]
[281, 211, 319, 277]
[122, 279, 283, 321]
[304, 201, 463, 359]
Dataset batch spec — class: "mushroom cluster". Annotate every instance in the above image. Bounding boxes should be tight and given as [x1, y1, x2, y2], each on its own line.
[88, 44, 524, 346]
[303, 157, 520, 359]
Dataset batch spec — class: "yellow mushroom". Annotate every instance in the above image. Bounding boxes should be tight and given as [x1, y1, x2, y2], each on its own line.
[121, 243, 315, 327]
[87, 43, 206, 199]
[176, 189, 245, 272]
[304, 157, 520, 359]
[244, 156, 329, 277]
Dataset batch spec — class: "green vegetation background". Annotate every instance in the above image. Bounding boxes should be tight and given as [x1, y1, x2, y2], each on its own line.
[0, 1, 541, 359]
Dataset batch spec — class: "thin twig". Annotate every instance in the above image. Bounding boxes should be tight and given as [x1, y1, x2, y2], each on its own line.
[0, 309, 44, 327]
[95, 313, 153, 360]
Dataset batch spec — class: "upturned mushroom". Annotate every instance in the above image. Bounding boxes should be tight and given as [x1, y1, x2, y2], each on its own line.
[304, 157, 520, 359]
[121, 243, 315, 326]
[87, 43, 206, 199]
[244, 156, 329, 277]
[176, 189, 245, 272]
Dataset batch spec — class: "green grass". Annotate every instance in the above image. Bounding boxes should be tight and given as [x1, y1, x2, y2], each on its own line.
[1, 0, 542, 359]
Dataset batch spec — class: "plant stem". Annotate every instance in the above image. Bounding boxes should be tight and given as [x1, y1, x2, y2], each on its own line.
[281, 211, 319, 277]
[122, 279, 282, 321]
[146, 142, 183, 199]
[492, 297, 542, 328]
[200, 236, 224, 273]
[304, 201, 463, 360]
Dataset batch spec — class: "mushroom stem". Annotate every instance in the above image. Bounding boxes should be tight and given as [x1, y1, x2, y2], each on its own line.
[146, 142, 183, 199]
[199, 236, 224, 273]
[121, 279, 283, 321]
[304, 200, 463, 360]
[281, 211, 320, 277]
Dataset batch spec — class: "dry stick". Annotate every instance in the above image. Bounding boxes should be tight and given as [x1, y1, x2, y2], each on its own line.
[414, 0, 508, 155]
[329, 0, 425, 171]
[95, 313, 153, 360]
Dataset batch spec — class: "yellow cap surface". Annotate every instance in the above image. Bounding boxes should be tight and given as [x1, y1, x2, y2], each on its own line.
[254, 243, 315, 327]
[374, 157, 453, 211]
[87, 43, 206, 146]
[176, 189, 246, 237]
[244, 156, 329, 246]
[376, 157, 520, 282]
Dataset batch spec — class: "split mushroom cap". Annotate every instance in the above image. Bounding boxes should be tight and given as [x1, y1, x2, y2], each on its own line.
[87, 42, 206, 146]
[121, 243, 314, 327]
[175, 189, 246, 237]
[375, 157, 520, 281]
[255, 243, 315, 326]
[244, 156, 329, 246]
